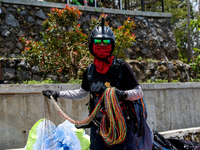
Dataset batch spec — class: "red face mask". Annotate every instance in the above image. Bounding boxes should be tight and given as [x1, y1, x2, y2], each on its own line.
[93, 44, 114, 74]
[93, 44, 112, 58]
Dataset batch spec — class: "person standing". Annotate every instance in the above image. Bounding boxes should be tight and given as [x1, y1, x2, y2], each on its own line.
[43, 17, 153, 150]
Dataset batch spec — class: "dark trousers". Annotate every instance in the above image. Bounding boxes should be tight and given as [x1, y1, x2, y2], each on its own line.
[90, 120, 136, 150]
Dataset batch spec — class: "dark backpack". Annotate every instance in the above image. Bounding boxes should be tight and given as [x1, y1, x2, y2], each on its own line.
[167, 138, 200, 150]
[153, 130, 200, 150]
[153, 130, 175, 150]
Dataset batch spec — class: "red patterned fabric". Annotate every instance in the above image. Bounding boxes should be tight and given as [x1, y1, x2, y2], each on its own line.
[93, 44, 112, 58]
[93, 44, 114, 74]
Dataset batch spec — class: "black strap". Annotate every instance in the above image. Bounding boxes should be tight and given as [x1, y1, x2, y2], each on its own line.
[110, 58, 122, 89]
[87, 63, 95, 115]
[87, 63, 95, 84]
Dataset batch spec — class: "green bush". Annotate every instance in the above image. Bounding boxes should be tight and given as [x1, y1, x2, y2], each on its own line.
[22, 79, 62, 84]
[20, 5, 91, 80]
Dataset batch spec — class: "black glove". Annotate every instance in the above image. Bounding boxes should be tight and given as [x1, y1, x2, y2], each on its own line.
[42, 90, 59, 101]
[115, 88, 127, 100]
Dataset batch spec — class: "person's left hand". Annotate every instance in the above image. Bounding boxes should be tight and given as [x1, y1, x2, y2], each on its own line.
[115, 88, 127, 100]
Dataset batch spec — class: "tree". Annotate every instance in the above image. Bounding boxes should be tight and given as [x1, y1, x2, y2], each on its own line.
[187, 0, 191, 63]
[189, 0, 200, 78]
[20, 5, 91, 80]
[195, 0, 200, 57]
[143, 0, 196, 63]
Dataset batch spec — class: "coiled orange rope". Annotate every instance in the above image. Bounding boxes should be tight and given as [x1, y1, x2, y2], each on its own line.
[50, 87, 127, 146]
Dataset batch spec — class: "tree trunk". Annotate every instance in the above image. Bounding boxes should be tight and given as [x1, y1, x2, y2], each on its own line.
[187, 0, 191, 63]
[71, 55, 78, 79]
[197, 0, 200, 78]
[198, 0, 200, 49]
[196, 0, 200, 57]
[0, 61, 2, 81]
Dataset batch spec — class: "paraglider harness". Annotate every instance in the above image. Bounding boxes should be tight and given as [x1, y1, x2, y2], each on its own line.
[86, 57, 145, 136]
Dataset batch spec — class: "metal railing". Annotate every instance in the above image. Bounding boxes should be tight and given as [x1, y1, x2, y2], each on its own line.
[38, 0, 165, 12]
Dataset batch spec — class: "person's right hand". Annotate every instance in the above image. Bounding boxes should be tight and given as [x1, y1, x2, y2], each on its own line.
[42, 90, 59, 101]
[115, 88, 127, 100]
[0, 80, 4, 84]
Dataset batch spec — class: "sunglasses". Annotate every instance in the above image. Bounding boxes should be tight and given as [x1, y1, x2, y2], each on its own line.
[93, 39, 111, 45]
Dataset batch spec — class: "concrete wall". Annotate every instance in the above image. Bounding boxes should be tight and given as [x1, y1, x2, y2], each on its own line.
[1, 83, 200, 149]
[143, 83, 200, 132]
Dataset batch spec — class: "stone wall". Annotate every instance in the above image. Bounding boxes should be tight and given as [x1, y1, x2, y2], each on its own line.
[0, 2, 47, 58]
[0, 58, 42, 84]
[0, 0, 190, 83]
[0, 1, 176, 60]
[128, 60, 192, 82]
[0, 58, 69, 84]
[0, 58, 192, 84]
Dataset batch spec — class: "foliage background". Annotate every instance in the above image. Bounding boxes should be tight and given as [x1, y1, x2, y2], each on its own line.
[20, 6, 136, 81]
[42, 0, 198, 65]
